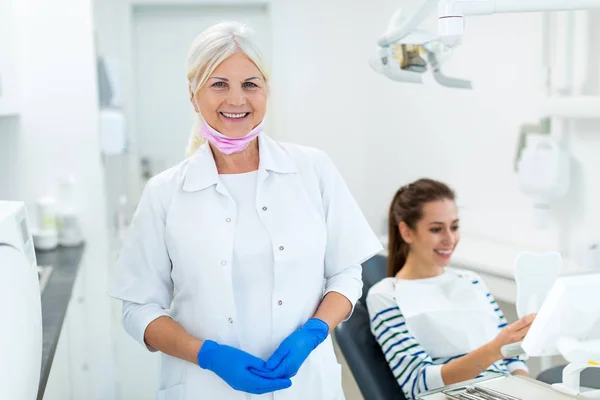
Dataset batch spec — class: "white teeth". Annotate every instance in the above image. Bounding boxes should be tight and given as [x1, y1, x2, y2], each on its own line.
[222, 112, 247, 119]
[435, 250, 452, 255]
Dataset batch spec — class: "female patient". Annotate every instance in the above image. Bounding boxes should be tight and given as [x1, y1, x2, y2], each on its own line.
[366, 179, 535, 400]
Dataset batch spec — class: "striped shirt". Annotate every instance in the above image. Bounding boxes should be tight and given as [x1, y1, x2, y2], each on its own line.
[366, 269, 528, 400]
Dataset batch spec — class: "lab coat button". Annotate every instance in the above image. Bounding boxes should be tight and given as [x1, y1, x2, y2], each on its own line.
[278, 300, 283, 305]
[226, 218, 231, 222]
[262, 206, 267, 211]
[221, 260, 227, 266]
[228, 317, 233, 323]
[279, 246, 284, 251]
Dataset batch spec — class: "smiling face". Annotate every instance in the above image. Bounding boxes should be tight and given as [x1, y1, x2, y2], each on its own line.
[192, 52, 267, 138]
[401, 199, 460, 269]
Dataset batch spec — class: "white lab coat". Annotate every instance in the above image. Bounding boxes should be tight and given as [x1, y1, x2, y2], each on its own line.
[108, 135, 382, 400]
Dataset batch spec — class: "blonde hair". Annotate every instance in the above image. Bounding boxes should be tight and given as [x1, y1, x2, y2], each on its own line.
[185, 21, 270, 157]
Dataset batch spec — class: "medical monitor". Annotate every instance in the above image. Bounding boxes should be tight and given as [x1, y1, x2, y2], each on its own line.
[521, 273, 600, 357]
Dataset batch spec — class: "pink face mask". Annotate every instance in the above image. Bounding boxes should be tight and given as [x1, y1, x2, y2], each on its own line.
[199, 119, 264, 155]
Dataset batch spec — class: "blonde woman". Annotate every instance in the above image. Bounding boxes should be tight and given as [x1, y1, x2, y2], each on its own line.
[109, 22, 381, 399]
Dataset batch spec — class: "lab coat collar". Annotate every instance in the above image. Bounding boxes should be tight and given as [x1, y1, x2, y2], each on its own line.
[182, 134, 297, 192]
[258, 134, 298, 175]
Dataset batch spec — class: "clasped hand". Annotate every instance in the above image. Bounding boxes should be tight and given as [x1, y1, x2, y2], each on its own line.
[197, 318, 329, 394]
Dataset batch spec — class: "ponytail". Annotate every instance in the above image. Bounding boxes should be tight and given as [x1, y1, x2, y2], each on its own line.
[387, 190, 409, 277]
[185, 116, 206, 157]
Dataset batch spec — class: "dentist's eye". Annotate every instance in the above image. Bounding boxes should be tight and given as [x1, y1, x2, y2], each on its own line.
[430, 228, 442, 233]
[452, 225, 460, 231]
[212, 81, 227, 88]
[243, 82, 258, 88]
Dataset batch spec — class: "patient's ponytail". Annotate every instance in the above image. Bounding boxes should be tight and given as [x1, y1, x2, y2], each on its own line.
[387, 179, 456, 277]
[387, 189, 408, 277]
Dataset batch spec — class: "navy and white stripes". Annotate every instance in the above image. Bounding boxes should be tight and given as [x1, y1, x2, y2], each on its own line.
[366, 274, 528, 400]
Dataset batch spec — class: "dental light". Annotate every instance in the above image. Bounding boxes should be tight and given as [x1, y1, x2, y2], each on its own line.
[372, 0, 600, 88]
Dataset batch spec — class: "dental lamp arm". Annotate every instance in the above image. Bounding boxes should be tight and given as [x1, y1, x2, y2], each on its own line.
[380, 0, 600, 49]
[439, 0, 600, 46]
[439, 0, 600, 17]
[378, 0, 439, 47]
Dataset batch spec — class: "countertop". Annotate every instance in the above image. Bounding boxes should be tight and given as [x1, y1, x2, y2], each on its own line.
[35, 244, 85, 400]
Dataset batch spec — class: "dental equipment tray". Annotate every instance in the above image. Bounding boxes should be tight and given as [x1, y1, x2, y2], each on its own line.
[442, 385, 521, 400]
[417, 373, 589, 399]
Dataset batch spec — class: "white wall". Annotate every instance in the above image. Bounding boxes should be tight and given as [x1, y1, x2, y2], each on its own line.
[269, 2, 600, 261]
[1, 0, 117, 397]
[0, 117, 20, 200]
[0, 0, 20, 116]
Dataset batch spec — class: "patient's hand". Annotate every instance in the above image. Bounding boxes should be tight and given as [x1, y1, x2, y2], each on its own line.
[489, 314, 536, 360]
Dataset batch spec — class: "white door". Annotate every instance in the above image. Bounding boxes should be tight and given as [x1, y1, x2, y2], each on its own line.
[132, 4, 271, 176]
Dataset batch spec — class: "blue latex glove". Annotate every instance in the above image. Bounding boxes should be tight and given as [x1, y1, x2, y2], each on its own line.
[251, 318, 329, 379]
[197, 340, 292, 394]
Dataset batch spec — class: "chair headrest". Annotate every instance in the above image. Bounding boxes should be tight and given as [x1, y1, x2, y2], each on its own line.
[360, 254, 388, 304]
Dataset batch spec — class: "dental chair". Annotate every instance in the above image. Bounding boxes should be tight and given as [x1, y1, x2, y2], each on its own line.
[358, 254, 389, 305]
[334, 255, 407, 400]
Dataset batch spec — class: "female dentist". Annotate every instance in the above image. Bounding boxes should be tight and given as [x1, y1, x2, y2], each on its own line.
[108, 21, 382, 400]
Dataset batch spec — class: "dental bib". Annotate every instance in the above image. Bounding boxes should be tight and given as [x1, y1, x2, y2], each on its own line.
[394, 269, 499, 358]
